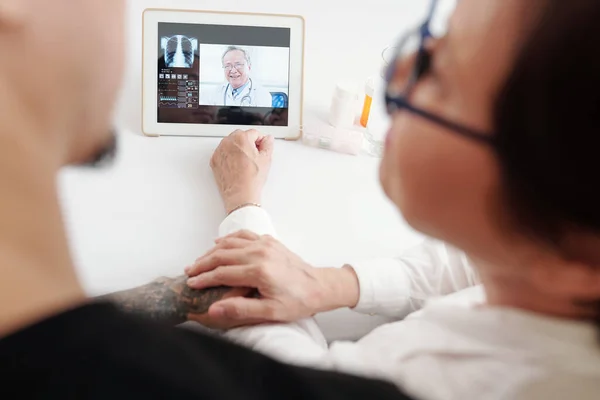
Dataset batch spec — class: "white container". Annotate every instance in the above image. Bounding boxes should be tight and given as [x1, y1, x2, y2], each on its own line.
[329, 83, 359, 129]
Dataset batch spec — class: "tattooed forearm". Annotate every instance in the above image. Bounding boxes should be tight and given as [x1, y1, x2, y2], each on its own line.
[96, 276, 233, 325]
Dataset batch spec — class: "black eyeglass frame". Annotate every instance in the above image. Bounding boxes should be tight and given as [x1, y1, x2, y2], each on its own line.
[384, 0, 494, 146]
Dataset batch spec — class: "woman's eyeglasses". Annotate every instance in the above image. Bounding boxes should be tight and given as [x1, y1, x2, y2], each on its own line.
[384, 0, 494, 146]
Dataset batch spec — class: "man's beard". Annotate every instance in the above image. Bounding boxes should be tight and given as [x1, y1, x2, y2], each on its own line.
[82, 131, 118, 168]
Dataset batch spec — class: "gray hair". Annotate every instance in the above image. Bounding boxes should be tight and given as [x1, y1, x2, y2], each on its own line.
[221, 46, 251, 67]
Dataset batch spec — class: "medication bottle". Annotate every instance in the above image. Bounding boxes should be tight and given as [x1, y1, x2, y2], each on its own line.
[329, 83, 358, 129]
[360, 77, 375, 127]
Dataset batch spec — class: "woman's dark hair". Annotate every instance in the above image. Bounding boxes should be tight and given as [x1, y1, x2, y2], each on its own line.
[494, 0, 600, 329]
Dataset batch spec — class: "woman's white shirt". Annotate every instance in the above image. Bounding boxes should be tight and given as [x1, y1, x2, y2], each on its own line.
[217, 206, 600, 400]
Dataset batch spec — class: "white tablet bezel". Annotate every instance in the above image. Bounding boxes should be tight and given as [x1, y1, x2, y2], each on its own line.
[142, 9, 305, 139]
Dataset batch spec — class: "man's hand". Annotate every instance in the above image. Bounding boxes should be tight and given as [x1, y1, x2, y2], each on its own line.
[185, 231, 360, 328]
[211, 129, 274, 214]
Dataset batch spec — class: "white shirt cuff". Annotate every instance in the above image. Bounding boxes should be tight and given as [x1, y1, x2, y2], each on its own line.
[218, 206, 277, 238]
[349, 258, 412, 317]
[223, 318, 329, 368]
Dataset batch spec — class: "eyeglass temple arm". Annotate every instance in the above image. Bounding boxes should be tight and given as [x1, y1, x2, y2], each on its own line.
[426, 0, 439, 22]
[418, 0, 437, 50]
[386, 96, 495, 146]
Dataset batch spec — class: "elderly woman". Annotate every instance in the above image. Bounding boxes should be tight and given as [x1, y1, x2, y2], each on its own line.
[184, 0, 600, 398]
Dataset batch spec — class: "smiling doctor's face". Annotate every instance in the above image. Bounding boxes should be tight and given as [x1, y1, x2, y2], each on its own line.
[223, 50, 251, 89]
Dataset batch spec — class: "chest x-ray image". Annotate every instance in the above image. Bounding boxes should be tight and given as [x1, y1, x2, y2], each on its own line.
[161, 35, 198, 68]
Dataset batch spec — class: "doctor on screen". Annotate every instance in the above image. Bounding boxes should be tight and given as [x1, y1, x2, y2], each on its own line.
[207, 46, 274, 107]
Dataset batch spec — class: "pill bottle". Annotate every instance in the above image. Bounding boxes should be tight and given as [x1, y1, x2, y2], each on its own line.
[329, 83, 358, 129]
[360, 77, 375, 127]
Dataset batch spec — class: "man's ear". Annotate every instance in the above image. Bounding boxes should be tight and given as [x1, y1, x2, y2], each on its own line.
[0, 0, 28, 31]
[530, 255, 600, 300]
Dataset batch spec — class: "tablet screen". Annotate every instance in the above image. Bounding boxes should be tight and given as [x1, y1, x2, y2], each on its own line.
[157, 23, 291, 127]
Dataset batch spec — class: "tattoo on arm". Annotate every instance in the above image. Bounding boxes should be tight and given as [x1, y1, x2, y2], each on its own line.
[96, 276, 233, 325]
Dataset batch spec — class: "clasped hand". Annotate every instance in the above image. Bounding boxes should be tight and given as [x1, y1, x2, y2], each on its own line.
[185, 230, 339, 328]
[189, 129, 359, 329]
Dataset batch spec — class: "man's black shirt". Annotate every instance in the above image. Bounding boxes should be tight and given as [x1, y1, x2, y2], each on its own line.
[0, 303, 416, 399]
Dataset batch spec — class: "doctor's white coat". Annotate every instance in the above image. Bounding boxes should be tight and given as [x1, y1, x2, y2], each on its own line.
[204, 80, 273, 107]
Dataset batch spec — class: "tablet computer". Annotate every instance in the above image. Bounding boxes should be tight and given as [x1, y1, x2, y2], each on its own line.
[142, 9, 305, 139]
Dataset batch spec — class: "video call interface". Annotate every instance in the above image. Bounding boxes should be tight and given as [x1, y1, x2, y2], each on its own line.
[157, 22, 291, 126]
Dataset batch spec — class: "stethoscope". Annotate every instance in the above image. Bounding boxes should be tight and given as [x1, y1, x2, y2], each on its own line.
[224, 79, 254, 106]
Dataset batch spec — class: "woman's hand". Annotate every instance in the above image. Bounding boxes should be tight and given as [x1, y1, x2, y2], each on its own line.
[185, 231, 360, 328]
[211, 129, 274, 214]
